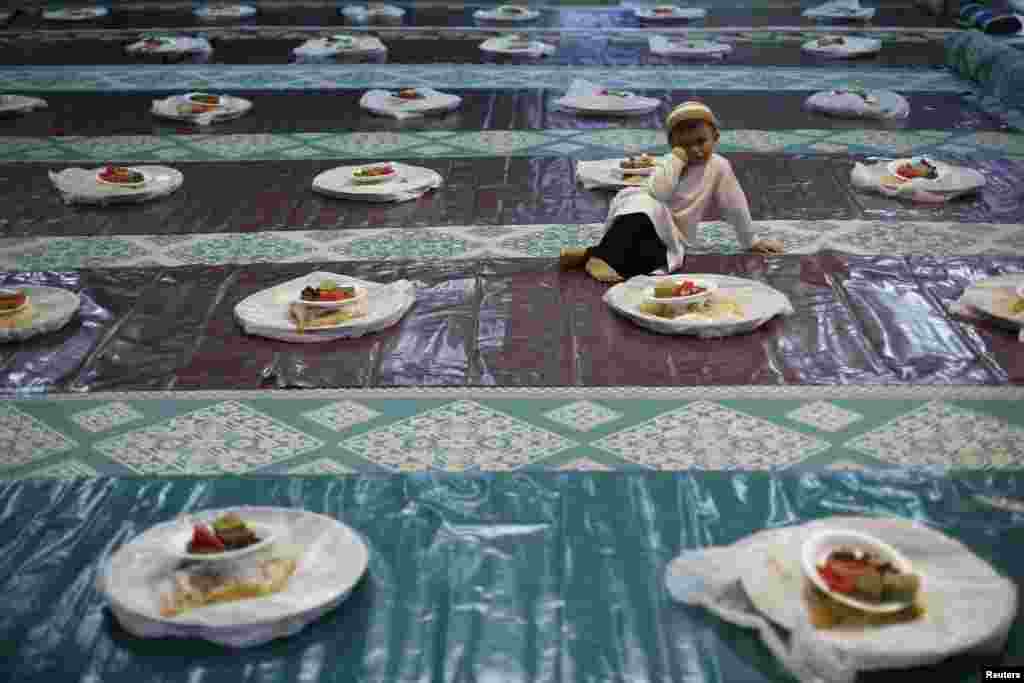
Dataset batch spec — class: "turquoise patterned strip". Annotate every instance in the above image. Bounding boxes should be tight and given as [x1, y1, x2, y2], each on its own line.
[0, 64, 974, 92]
[2, 221, 1023, 271]
[2, 394, 1023, 477]
[1, 128, 1023, 162]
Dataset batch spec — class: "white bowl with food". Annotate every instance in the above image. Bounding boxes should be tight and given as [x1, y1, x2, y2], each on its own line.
[617, 154, 657, 177]
[351, 163, 398, 184]
[292, 281, 368, 310]
[167, 513, 276, 563]
[95, 166, 150, 189]
[802, 528, 921, 614]
[643, 277, 717, 306]
[0, 288, 29, 316]
[500, 34, 534, 49]
[888, 157, 948, 183]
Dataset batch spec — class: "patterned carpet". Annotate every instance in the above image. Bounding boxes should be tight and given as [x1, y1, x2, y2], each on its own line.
[2, 3, 1023, 477]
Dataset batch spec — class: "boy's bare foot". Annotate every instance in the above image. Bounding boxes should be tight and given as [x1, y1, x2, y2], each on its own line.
[585, 257, 624, 283]
[559, 247, 590, 269]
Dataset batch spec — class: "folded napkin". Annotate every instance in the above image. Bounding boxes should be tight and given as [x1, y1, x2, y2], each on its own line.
[0, 94, 47, 113]
[949, 275, 1024, 342]
[802, 36, 881, 57]
[804, 89, 909, 120]
[359, 88, 462, 120]
[49, 166, 184, 205]
[804, 0, 876, 19]
[851, 159, 985, 203]
[648, 34, 732, 57]
[293, 35, 387, 58]
[555, 78, 661, 113]
[340, 3, 406, 22]
[237, 278, 419, 343]
[576, 158, 650, 189]
[126, 36, 213, 55]
[479, 36, 556, 57]
[665, 516, 1017, 683]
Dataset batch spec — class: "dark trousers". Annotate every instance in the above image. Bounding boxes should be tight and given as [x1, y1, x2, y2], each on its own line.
[589, 212, 668, 279]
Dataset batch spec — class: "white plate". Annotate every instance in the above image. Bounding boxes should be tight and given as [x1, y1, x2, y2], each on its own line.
[960, 277, 1024, 327]
[801, 528, 916, 614]
[166, 520, 277, 563]
[0, 94, 47, 114]
[0, 285, 81, 343]
[96, 168, 150, 189]
[351, 164, 399, 185]
[642, 276, 717, 306]
[313, 163, 441, 201]
[101, 506, 369, 638]
[604, 274, 792, 336]
[291, 283, 368, 309]
[887, 157, 948, 183]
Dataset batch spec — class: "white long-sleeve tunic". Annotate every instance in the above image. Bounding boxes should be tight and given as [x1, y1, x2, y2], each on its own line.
[603, 152, 756, 273]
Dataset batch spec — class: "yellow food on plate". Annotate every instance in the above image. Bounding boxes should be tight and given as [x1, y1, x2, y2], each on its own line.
[639, 296, 743, 321]
[159, 558, 297, 617]
[288, 302, 362, 333]
[0, 302, 34, 328]
[804, 580, 924, 630]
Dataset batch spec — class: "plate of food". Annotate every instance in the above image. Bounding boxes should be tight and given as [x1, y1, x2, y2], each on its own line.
[499, 34, 535, 49]
[167, 512, 276, 563]
[802, 35, 881, 57]
[618, 154, 657, 177]
[390, 88, 426, 101]
[351, 163, 398, 185]
[642, 276, 717, 306]
[0, 285, 81, 342]
[101, 506, 370, 643]
[497, 5, 531, 16]
[802, 529, 921, 614]
[193, 3, 257, 18]
[43, 6, 109, 20]
[235, 271, 417, 341]
[605, 274, 792, 336]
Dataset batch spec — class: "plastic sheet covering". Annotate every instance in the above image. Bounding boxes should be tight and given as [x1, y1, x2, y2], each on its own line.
[0, 471, 1022, 682]
[2, 254, 1024, 393]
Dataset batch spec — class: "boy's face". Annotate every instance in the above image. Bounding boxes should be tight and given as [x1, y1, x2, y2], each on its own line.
[669, 120, 718, 165]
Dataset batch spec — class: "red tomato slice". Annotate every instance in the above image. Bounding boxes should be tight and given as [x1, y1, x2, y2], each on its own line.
[190, 524, 225, 551]
[818, 564, 855, 594]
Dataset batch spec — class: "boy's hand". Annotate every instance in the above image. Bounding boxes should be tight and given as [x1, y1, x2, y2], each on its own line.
[671, 146, 688, 163]
[751, 239, 784, 255]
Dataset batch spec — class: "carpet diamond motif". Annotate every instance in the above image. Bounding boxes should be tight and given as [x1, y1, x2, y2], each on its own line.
[340, 399, 578, 472]
[592, 400, 830, 469]
[0, 404, 78, 469]
[92, 400, 324, 475]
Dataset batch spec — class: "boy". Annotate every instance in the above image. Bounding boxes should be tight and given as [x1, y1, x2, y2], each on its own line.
[562, 101, 784, 282]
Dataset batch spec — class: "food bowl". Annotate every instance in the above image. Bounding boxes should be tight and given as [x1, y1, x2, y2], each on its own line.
[166, 520, 276, 563]
[801, 528, 918, 614]
[888, 157, 947, 182]
[0, 289, 28, 316]
[643, 277, 717, 306]
[95, 167, 149, 189]
[291, 283, 368, 311]
[351, 164, 398, 184]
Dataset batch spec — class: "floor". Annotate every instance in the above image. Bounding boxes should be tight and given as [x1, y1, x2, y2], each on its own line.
[2, 1, 1024, 478]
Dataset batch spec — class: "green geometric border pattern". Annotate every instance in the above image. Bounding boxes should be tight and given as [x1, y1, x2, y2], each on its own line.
[3, 221, 1024, 271]
[3, 395, 1023, 477]
[3, 128, 1024, 162]
[0, 64, 972, 93]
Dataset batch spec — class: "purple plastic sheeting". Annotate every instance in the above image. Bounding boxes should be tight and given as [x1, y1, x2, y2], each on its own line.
[0, 253, 1021, 394]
